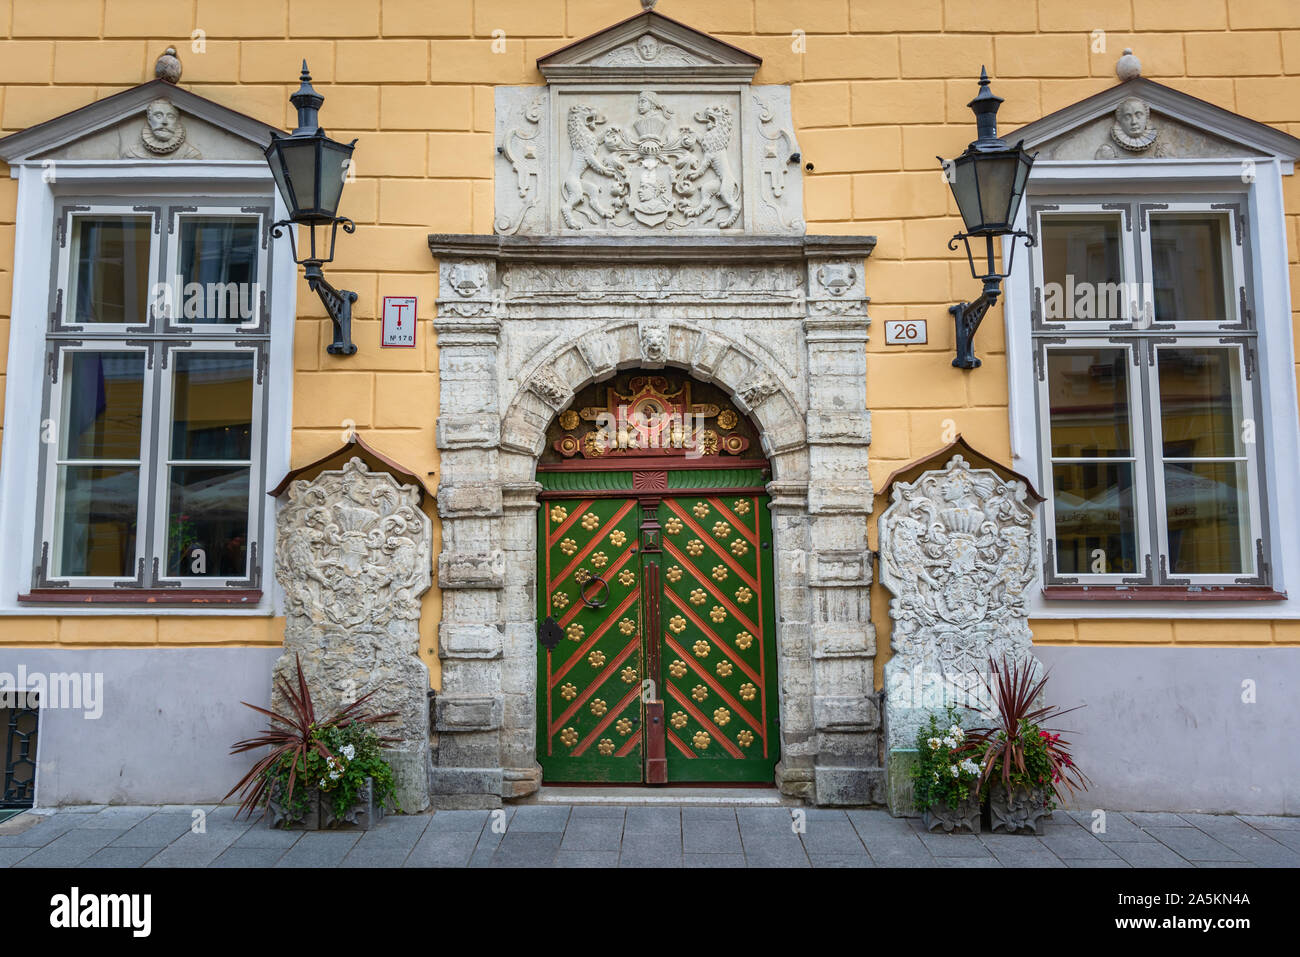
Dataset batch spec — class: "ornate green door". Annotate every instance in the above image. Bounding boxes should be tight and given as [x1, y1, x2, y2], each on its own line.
[536, 371, 780, 785]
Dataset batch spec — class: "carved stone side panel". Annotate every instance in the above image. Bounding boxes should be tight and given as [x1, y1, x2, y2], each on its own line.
[877, 454, 1041, 815]
[272, 458, 434, 812]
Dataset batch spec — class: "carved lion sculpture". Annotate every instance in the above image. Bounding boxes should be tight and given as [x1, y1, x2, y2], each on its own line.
[681, 105, 741, 228]
[562, 105, 622, 229]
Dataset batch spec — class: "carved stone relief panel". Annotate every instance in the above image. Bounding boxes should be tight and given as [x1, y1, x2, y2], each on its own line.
[1035, 102, 1265, 161]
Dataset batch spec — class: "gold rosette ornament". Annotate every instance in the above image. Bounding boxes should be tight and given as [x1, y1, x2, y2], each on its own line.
[597, 739, 615, 756]
[560, 727, 579, 747]
[670, 711, 688, 729]
[692, 731, 711, 750]
[692, 502, 710, 518]
[669, 615, 687, 635]
[549, 505, 568, 523]
[692, 640, 710, 657]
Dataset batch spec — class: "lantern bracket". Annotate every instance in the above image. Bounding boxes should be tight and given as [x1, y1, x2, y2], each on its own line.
[946, 228, 1035, 370]
[271, 216, 358, 356]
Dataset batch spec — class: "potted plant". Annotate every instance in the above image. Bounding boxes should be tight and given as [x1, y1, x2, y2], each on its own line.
[909, 708, 982, 833]
[225, 654, 399, 829]
[968, 657, 1089, 834]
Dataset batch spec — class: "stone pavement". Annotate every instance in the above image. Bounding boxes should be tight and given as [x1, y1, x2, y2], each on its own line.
[1, 804, 1297, 868]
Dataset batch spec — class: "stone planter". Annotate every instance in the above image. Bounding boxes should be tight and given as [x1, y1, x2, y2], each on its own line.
[267, 780, 321, 830]
[320, 777, 386, 830]
[922, 794, 981, 834]
[988, 784, 1053, 834]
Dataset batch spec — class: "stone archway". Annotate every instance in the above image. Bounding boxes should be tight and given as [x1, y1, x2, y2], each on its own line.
[429, 237, 883, 808]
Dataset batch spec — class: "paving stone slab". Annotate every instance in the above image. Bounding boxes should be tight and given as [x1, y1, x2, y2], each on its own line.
[804, 853, 874, 868]
[1039, 827, 1121, 860]
[80, 807, 158, 829]
[1063, 857, 1130, 868]
[506, 805, 571, 833]
[1145, 826, 1245, 862]
[623, 806, 681, 835]
[1110, 841, 1193, 867]
[145, 827, 248, 868]
[618, 843, 682, 868]
[799, 815, 867, 856]
[682, 808, 741, 854]
[0, 846, 35, 866]
[979, 838, 1066, 868]
[1065, 809, 1155, 843]
[554, 850, 620, 868]
[14, 828, 122, 867]
[567, 805, 628, 820]
[684, 853, 746, 867]
[209, 847, 290, 868]
[919, 833, 994, 858]
[1240, 815, 1300, 831]
[231, 825, 304, 849]
[933, 856, 1004, 867]
[490, 831, 564, 867]
[559, 818, 625, 851]
[1121, 812, 1192, 828]
[427, 809, 494, 832]
[1257, 828, 1300, 854]
[404, 828, 482, 868]
[110, 812, 197, 848]
[80, 846, 162, 868]
[274, 832, 362, 868]
[1178, 816, 1300, 866]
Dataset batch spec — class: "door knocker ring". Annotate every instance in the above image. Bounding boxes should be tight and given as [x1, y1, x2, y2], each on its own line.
[579, 575, 610, 609]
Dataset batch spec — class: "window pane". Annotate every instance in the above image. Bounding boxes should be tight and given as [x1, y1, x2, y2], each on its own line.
[1157, 347, 1243, 459]
[68, 216, 151, 325]
[1165, 461, 1249, 575]
[170, 353, 254, 460]
[55, 465, 139, 577]
[1040, 216, 1124, 321]
[177, 218, 260, 324]
[61, 352, 145, 460]
[1046, 348, 1132, 458]
[1150, 215, 1229, 323]
[1051, 462, 1140, 575]
[166, 466, 250, 578]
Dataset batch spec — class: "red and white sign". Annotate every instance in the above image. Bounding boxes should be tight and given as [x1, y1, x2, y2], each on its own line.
[883, 319, 927, 345]
[381, 296, 418, 347]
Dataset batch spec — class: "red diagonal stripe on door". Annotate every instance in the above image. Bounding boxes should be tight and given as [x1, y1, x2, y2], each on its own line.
[663, 634, 764, 737]
[661, 538, 759, 635]
[548, 499, 637, 591]
[662, 499, 758, 591]
[572, 684, 643, 757]
[667, 729, 694, 758]
[666, 683, 745, 758]
[549, 638, 639, 736]
[546, 499, 594, 548]
[615, 728, 641, 758]
[549, 587, 640, 689]
[663, 589, 762, 687]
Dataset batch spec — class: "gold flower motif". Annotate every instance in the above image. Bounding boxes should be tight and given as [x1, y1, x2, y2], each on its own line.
[560, 537, 578, 556]
[686, 539, 705, 556]
[664, 516, 683, 535]
[618, 617, 636, 635]
[668, 659, 687, 679]
[620, 667, 638, 684]
[730, 539, 749, 557]
[692, 640, 709, 658]
[735, 631, 754, 650]
[551, 590, 570, 610]
[666, 565, 683, 582]
[689, 588, 707, 606]
[712, 707, 731, 727]
[559, 410, 580, 431]
[549, 505, 568, 523]
[615, 718, 634, 736]
[597, 738, 615, 756]
[559, 727, 578, 747]
[588, 650, 606, 668]
[737, 730, 754, 748]
[709, 605, 727, 623]
[575, 567, 591, 584]
[716, 660, 733, 678]
[711, 521, 731, 539]
[581, 513, 601, 531]
[692, 730, 711, 750]
[618, 569, 635, 587]
[692, 502, 710, 518]
[732, 498, 751, 515]
[670, 711, 688, 729]
[566, 622, 585, 642]
[739, 682, 757, 701]
[691, 684, 708, 702]
[717, 409, 738, 430]
[590, 698, 607, 717]
[590, 551, 608, 568]
[668, 615, 687, 634]
[609, 529, 627, 547]
[735, 586, 753, 604]
[560, 682, 578, 701]
[711, 564, 728, 582]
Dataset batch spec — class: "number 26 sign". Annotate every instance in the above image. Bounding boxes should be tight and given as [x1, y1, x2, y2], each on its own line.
[381, 296, 418, 348]
[883, 319, 927, 345]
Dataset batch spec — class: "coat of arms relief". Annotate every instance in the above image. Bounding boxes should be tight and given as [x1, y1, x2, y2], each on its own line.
[560, 90, 743, 230]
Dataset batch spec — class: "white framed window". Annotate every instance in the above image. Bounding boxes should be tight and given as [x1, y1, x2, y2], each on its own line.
[27, 196, 275, 598]
[1027, 193, 1272, 595]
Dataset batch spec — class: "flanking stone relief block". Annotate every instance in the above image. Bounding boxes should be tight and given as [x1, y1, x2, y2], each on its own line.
[878, 454, 1041, 816]
[272, 458, 434, 813]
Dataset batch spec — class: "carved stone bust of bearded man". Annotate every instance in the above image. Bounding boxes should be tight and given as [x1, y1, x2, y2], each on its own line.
[123, 97, 202, 159]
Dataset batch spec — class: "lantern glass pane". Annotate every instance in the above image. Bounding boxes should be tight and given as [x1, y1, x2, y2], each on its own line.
[950, 158, 984, 233]
[975, 152, 1017, 229]
[282, 139, 320, 218]
[316, 140, 353, 220]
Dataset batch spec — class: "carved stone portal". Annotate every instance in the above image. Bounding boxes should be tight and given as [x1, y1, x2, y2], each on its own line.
[877, 455, 1042, 815]
[272, 458, 434, 812]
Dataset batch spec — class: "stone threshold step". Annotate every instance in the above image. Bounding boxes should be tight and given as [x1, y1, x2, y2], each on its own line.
[525, 786, 799, 807]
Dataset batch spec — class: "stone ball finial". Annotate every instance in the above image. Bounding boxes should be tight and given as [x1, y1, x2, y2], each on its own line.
[155, 46, 182, 84]
[1116, 47, 1141, 82]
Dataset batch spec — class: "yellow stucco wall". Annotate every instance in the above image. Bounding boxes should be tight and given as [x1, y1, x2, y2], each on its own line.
[2, 1, 1300, 688]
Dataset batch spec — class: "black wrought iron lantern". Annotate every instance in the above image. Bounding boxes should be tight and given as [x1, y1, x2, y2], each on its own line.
[265, 61, 359, 355]
[939, 68, 1036, 369]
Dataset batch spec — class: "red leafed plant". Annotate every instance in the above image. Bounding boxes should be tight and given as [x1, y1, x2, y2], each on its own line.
[224, 653, 398, 819]
[967, 656, 1090, 804]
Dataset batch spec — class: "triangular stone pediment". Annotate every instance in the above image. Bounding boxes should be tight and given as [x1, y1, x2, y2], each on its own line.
[538, 10, 760, 83]
[1007, 77, 1300, 164]
[0, 79, 279, 165]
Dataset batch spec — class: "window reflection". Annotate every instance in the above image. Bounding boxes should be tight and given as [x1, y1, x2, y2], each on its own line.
[68, 216, 151, 325]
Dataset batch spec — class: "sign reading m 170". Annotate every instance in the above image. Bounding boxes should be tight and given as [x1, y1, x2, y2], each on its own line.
[381, 296, 418, 347]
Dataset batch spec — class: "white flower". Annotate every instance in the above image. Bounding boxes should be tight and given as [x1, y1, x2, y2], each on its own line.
[927, 737, 942, 751]
[931, 771, 939, 783]
[318, 778, 327, 788]
[949, 764, 960, 778]
[959, 759, 980, 776]
[949, 725, 965, 742]
[340, 744, 356, 761]
[941, 735, 957, 749]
